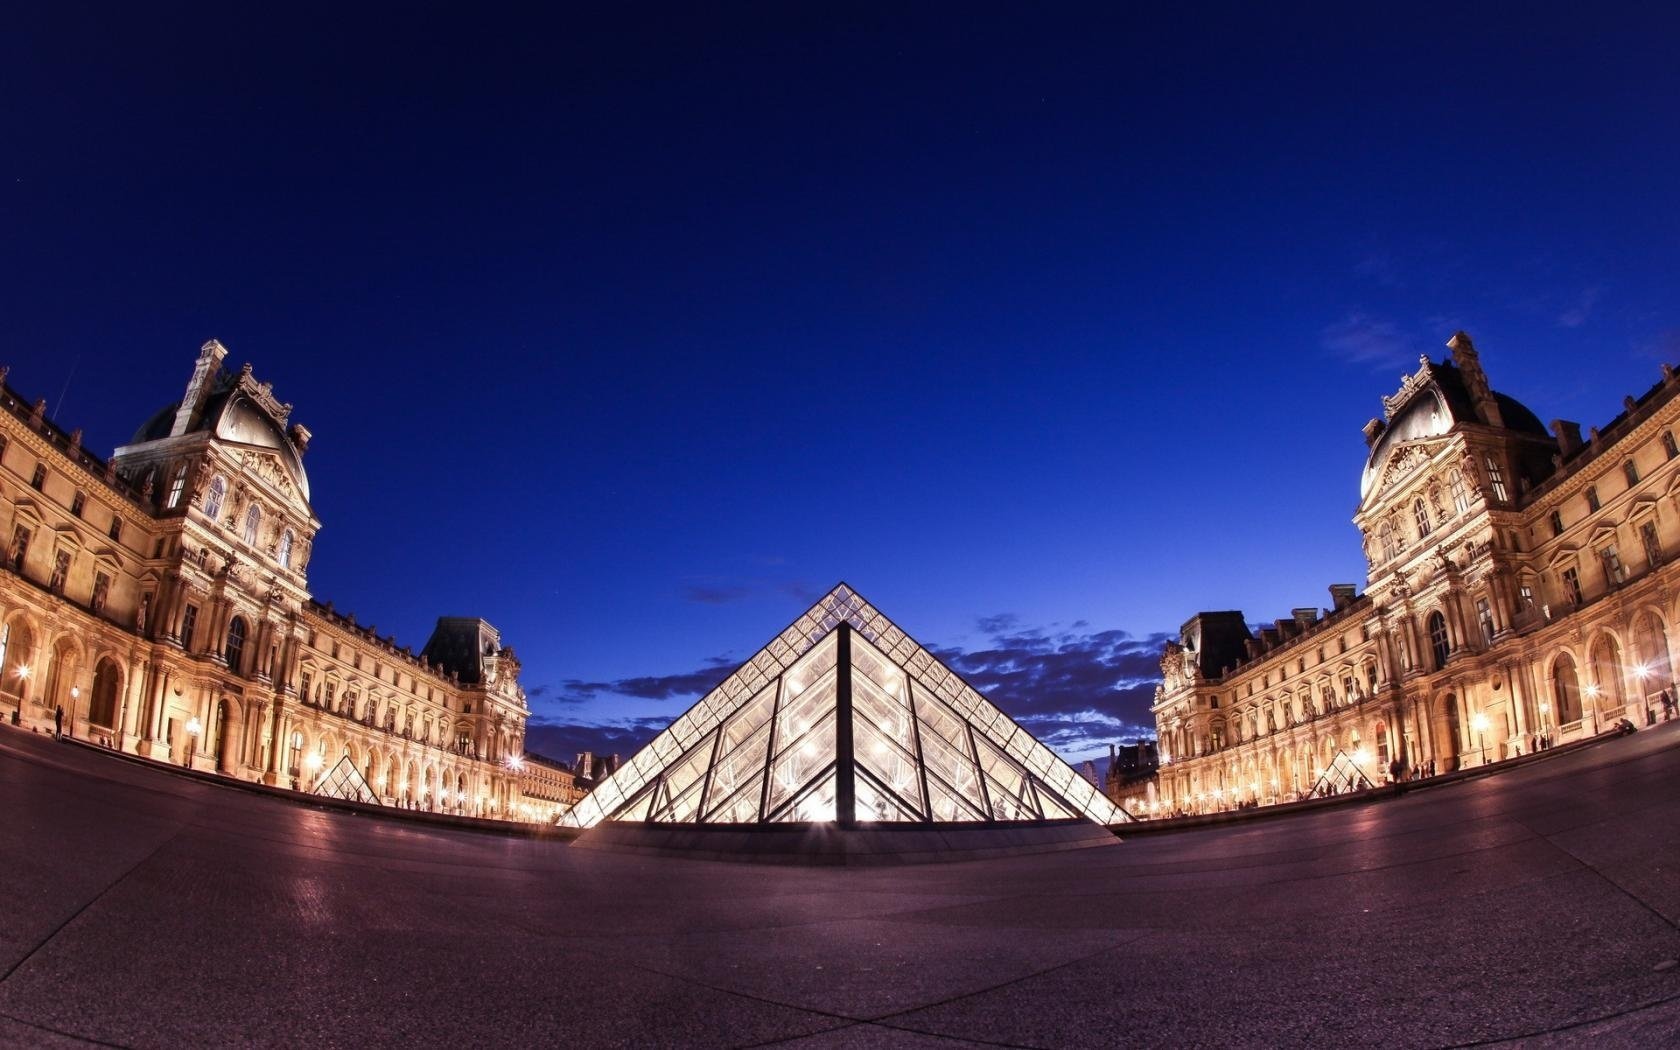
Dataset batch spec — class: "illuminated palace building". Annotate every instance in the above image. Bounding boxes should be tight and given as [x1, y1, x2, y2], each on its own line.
[1148, 334, 1680, 816]
[0, 340, 532, 817]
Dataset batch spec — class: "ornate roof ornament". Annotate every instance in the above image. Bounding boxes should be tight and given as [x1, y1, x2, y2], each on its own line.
[1381, 355, 1437, 420]
[235, 362, 294, 428]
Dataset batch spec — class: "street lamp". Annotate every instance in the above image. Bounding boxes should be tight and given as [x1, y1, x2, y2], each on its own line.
[1538, 701, 1551, 749]
[304, 750, 323, 789]
[184, 716, 202, 768]
[1584, 683, 1602, 734]
[1634, 664, 1654, 725]
[1471, 711, 1490, 766]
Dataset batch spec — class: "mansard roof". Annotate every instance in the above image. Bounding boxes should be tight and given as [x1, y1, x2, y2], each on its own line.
[131, 359, 311, 501]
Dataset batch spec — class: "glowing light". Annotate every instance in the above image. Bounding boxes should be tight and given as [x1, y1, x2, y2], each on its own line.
[1471, 712, 1490, 733]
[70, 686, 79, 700]
[1584, 683, 1602, 699]
[185, 716, 202, 738]
[304, 752, 323, 771]
[1354, 748, 1372, 766]
[506, 755, 525, 772]
[1635, 664, 1651, 680]
[14, 666, 29, 680]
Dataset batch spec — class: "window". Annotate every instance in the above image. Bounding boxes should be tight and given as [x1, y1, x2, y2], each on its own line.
[289, 731, 303, 775]
[1664, 431, 1678, 460]
[48, 549, 69, 594]
[1476, 598, 1495, 645]
[153, 539, 165, 559]
[1562, 566, 1584, 604]
[108, 516, 123, 542]
[325, 682, 337, 711]
[91, 571, 110, 614]
[242, 505, 261, 546]
[1427, 611, 1450, 671]
[29, 463, 46, 491]
[225, 616, 248, 672]
[1550, 510, 1564, 537]
[1413, 498, 1432, 537]
[1449, 469, 1470, 513]
[204, 475, 226, 521]
[9, 525, 30, 571]
[1484, 456, 1508, 502]
[278, 530, 294, 569]
[180, 604, 198, 652]
[1641, 520, 1662, 567]
[1601, 545, 1624, 585]
[1519, 584, 1535, 610]
[300, 670, 313, 705]
[166, 463, 188, 508]
[70, 491, 85, 518]
[1624, 459, 1640, 487]
[1585, 486, 1600, 512]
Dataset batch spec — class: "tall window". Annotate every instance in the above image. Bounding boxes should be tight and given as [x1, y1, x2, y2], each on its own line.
[71, 491, 85, 518]
[166, 463, 188, 508]
[1562, 566, 1583, 604]
[1665, 431, 1679, 460]
[1413, 498, 1432, 537]
[180, 604, 198, 652]
[30, 464, 46, 491]
[91, 571, 110, 614]
[1378, 521, 1398, 562]
[1549, 510, 1565, 537]
[1519, 583, 1535, 610]
[1427, 611, 1450, 671]
[225, 616, 248, 672]
[1623, 459, 1640, 487]
[1448, 469, 1470, 513]
[204, 475, 226, 521]
[1484, 456, 1508, 501]
[1585, 486, 1600, 512]
[242, 505, 261, 546]
[300, 670, 313, 705]
[277, 530, 294, 569]
[108, 516, 123, 542]
[289, 731, 303, 775]
[1476, 598, 1495, 645]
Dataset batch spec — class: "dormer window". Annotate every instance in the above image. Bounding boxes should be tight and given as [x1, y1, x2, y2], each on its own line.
[278, 529, 294, 569]
[166, 463, 188, 508]
[204, 475, 226, 521]
[242, 505, 262, 546]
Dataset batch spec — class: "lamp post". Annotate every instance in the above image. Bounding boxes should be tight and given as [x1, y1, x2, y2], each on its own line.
[185, 715, 202, 768]
[1538, 701, 1550, 749]
[1471, 712, 1490, 766]
[304, 750, 323, 791]
[1584, 683, 1602, 735]
[1635, 664, 1653, 725]
[68, 685, 79, 741]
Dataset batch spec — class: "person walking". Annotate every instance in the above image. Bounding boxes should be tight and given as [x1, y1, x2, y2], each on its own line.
[53, 703, 64, 741]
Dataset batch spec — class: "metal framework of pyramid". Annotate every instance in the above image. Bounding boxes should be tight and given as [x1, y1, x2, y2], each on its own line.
[1308, 749, 1374, 798]
[561, 585, 1129, 829]
[313, 754, 379, 805]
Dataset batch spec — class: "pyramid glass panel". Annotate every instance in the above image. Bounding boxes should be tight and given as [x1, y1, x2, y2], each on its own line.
[559, 584, 1130, 828]
[314, 755, 379, 805]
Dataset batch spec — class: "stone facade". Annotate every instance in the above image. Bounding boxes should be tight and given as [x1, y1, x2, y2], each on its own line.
[517, 753, 582, 823]
[0, 340, 529, 817]
[1146, 334, 1680, 817]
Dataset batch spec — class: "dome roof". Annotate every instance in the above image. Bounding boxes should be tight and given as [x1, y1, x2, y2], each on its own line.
[129, 370, 310, 502]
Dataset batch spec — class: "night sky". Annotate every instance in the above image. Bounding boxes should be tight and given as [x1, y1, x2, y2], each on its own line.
[4, 5, 1678, 767]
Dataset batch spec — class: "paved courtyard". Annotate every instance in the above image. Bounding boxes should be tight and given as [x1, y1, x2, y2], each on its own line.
[0, 724, 1676, 1048]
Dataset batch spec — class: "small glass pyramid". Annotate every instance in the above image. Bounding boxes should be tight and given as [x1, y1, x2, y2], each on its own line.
[561, 584, 1129, 828]
[313, 754, 380, 805]
[1308, 750, 1374, 798]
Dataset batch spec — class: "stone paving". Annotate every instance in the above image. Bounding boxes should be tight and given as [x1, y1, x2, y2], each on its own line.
[0, 721, 1676, 1048]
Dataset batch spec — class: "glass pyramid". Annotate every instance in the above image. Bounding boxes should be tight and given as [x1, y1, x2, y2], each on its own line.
[560, 584, 1130, 828]
[313, 754, 380, 805]
[1308, 750, 1374, 798]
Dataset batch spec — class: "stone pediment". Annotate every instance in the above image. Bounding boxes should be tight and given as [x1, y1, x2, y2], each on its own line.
[1366, 439, 1449, 506]
[238, 449, 304, 506]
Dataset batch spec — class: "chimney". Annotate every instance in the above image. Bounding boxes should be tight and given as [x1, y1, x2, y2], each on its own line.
[1550, 419, 1582, 458]
[1292, 607, 1319, 628]
[1362, 418, 1386, 450]
[171, 339, 228, 437]
[1328, 584, 1357, 610]
[1447, 331, 1504, 427]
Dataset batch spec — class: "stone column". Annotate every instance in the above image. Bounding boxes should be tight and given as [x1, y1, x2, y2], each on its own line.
[218, 698, 244, 775]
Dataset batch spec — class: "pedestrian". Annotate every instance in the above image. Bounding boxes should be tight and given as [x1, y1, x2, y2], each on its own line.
[53, 704, 64, 741]
[1661, 689, 1675, 721]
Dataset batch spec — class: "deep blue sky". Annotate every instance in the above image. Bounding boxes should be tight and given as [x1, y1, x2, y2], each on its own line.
[4, 4, 1678, 766]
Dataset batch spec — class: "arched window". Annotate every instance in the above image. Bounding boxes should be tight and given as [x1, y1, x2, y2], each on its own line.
[204, 475, 226, 521]
[87, 658, 120, 728]
[166, 463, 189, 508]
[1553, 654, 1582, 724]
[1427, 611, 1450, 671]
[1448, 469, 1470, 513]
[242, 505, 261, 546]
[1413, 498, 1432, 537]
[225, 617, 248, 673]
[277, 530, 294, 569]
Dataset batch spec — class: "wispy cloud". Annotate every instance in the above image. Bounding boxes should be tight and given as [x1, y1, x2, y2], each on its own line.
[681, 583, 753, 605]
[1557, 286, 1604, 328]
[1321, 313, 1415, 369]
